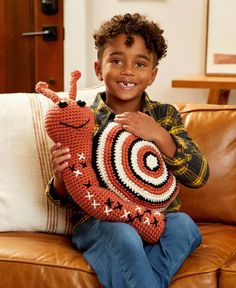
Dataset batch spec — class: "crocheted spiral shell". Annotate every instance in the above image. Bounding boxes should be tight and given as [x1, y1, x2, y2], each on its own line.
[93, 121, 179, 210]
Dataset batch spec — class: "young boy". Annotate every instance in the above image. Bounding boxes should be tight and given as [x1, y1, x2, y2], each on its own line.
[47, 13, 209, 288]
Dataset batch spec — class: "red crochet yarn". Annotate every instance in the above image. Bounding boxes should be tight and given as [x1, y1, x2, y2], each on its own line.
[36, 70, 167, 244]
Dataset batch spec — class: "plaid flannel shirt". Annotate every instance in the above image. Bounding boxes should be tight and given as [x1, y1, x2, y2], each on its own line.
[46, 91, 209, 229]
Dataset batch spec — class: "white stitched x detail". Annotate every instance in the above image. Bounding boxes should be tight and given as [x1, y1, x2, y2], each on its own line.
[135, 206, 142, 213]
[120, 209, 130, 219]
[85, 192, 94, 200]
[143, 217, 150, 225]
[104, 206, 113, 216]
[77, 153, 85, 160]
[73, 169, 82, 177]
[91, 200, 100, 209]
[154, 210, 161, 216]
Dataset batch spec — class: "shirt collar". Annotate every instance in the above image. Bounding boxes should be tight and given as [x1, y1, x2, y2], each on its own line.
[91, 91, 155, 126]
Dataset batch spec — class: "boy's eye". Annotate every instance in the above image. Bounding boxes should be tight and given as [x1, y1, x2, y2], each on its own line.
[58, 100, 68, 108]
[112, 59, 122, 65]
[136, 62, 146, 68]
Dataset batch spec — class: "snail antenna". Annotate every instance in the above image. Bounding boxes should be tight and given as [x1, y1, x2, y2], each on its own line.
[69, 70, 81, 100]
[35, 82, 60, 103]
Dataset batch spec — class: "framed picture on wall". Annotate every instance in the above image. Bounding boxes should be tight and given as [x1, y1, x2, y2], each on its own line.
[205, 0, 236, 76]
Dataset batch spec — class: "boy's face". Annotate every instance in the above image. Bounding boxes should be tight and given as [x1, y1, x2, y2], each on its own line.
[94, 34, 157, 112]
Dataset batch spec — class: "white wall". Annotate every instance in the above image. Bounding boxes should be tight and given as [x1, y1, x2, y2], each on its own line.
[64, 0, 236, 104]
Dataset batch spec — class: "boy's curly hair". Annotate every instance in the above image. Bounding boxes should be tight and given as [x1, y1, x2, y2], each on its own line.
[93, 13, 167, 66]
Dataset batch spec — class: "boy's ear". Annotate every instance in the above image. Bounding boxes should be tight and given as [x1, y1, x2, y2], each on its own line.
[94, 61, 103, 81]
[148, 67, 158, 86]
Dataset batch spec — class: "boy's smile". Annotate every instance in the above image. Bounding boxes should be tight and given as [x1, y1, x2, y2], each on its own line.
[94, 34, 157, 114]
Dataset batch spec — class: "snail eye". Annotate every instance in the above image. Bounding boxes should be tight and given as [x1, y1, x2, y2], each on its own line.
[58, 100, 68, 108]
[77, 100, 86, 107]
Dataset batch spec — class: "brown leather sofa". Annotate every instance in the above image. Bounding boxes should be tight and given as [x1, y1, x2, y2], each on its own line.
[0, 90, 236, 287]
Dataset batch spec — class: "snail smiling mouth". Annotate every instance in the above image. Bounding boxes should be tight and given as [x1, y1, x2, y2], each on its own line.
[59, 119, 90, 129]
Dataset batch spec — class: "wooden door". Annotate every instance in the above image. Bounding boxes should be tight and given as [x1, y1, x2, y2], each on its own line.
[0, 0, 63, 93]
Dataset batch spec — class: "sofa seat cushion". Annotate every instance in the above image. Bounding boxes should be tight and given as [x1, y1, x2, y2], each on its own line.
[170, 223, 236, 287]
[219, 252, 236, 288]
[0, 232, 102, 288]
[1, 223, 236, 288]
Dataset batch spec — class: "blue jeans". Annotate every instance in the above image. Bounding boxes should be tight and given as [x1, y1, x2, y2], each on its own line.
[72, 212, 202, 288]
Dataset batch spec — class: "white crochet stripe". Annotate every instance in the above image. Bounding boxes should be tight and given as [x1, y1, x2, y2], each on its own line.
[96, 123, 130, 202]
[145, 154, 159, 170]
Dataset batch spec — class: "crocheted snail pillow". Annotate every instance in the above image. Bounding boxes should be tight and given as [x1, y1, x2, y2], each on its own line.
[35, 70, 176, 244]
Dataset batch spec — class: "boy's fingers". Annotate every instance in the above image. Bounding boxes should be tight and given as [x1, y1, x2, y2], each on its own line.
[51, 154, 71, 173]
[54, 161, 69, 176]
[50, 142, 61, 154]
[51, 151, 71, 164]
[114, 115, 132, 125]
[51, 147, 70, 159]
[115, 112, 134, 120]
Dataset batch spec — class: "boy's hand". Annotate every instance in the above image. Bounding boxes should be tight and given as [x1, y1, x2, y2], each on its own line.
[114, 111, 160, 141]
[114, 111, 176, 158]
[50, 142, 70, 196]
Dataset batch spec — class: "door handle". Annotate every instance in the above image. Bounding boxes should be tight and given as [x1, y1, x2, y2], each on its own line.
[22, 26, 57, 41]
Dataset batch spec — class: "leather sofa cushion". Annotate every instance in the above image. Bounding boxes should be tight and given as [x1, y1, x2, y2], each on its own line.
[170, 223, 236, 287]
[176, 104, 236, 224]
[1, 223, 236, 288]
[219, 252, 236, 288]
[0, 232, 102, 288]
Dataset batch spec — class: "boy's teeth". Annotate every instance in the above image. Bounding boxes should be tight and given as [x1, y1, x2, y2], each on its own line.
[119, 82, 135, 87]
